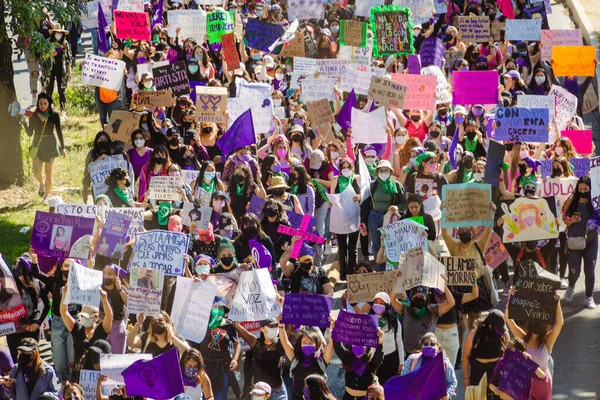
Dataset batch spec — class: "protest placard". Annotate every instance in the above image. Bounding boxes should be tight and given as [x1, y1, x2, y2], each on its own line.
[207, 8, 234, 45]
[327, 186, 361, 234]
[277, 225, 325, 258]
[339, 37, 375, 71]
[129, 230, 190, 276]
[293, 57, 317, 74]
[443, 50, 464, 70]
[517, 95, 556, 122]
[82, 53, 126, 91]
[441, 183, 492, 228]
[378, 219, 428, 263]
[483, 232, 509, 269]
[552, 46, 596, 77]
[221, 32, 240, 71]
[509, 261, 560, 324]
[181, 202, 212, 229]
[106, 111, 142, 148]
[350, 107, 387, 144]
[540, 29, 582, 61]
[539, 159, 554, 179]
[298, 21, 318, 57]
[195, 86, 227, 124]
[346, 271, 398, 303]
[170, 277, 217, 342]
[560, 130, 592, 154]
[390, 73, 436, 110]
[498, 197, 559, 243]
[0, 256, 26, 333]
[332, 310, 379, 347]
[114, 10, 150, 40]
[80, 370, 117, 400]
[339, 68, 372, 95]
[316, 59, 349, 78]
[228, 97, 270, 134]
[152, 61, 190, 98]
[95, 211, 132, 260]
[494, 107, 549, 143]
[452, 70, 499, 105]
[490, 20, 506, 40]
[146, 176, 181, 201]
[496, 350, 540, 400]
[418, 37, 444, 69]
[81, 0, 113, 28]
[248, 195, 267, 220]
[370, 5, 413, 58]
[30, 212, 95, 258]
[591, 157, 600, 211]
[506, 19, 542, 41]
[300, 77, 335, 102]
[280, 31, 306, 58]
[245, 18, 285, 52]
[433, 0, 447, 13]
[582, 84, 599, 115]
[339, 20, 367, 47]
[167, 10, 207, 44]
[540, 176, 577, 209]
[127, 267, 163, 317]
[399, 247, 446, 291]
[407, 54, 421, 74]
[438, 257, 476, 286]
[100, 354, 152, 386]
[571, 157, 590, 178]
[307, 98, 334, 126]
[483, 140, 506, 187]
[64, 262, 103, 306]
[548, 85, 578, 130]
[457, 16, 490, 43]
[136, 90, 174, 109]
[56, 204, 97, 219]
[356, 0, 385, 16]
[287, 0, 326, 21]
[229, 269, 281, 322]
[117, 0, 143, 12]
[399, 0, 434, 24]
[368, 76, 408, 108]
[281, 293, 332, 328]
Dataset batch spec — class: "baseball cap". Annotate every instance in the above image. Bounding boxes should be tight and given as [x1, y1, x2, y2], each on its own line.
[453, 105, 467, 115]
[410, 286, 429, 298]
[251, 382, 272, 395]
[219, 213, 235, 230]
[17, 338, 39, 352]
[373, 292, 391, 304]
[88, 339, 112, 355]
[503, 70, 521, 80]
[166, 127, 180, 137]
[309, 150, 325, 170]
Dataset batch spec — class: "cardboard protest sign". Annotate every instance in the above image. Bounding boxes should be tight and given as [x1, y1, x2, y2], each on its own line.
[127, 267, 163, 317]
[398, 247, 446, 291]
[56, 204, 97, 219]
[30, 212, 95, 258]
[229, 269, 281, 322]
[146, 176, 181, 201]
[418, 37, 444, 69]
[300, 77, 335, 102]
[457, 16, 490, 43]
[561, 130, 593, 154]
[287, 0, 325, 21]
[100, 354, 152, 386]
[350, 107, 387, 144]
[113, 10, 150, 40]
[506, 19, 542, 41]
[591, 157, 600, 211]
[245, 18, 285, 52]
[339, 20, 367, 48]
[540, 176, 577, 212]
[548, 85, 578, 130]
[221, 32, 240, 71]
[82, 53, 126, 91]
[391, 73, 436, 110]
[483, 232, 509, 269]
[207, 9, 234, 45]
[136, 90, 173, 109]
[452, 70, 499, 105]
[0, 256, 27, 336]
[195, 86, 227, 124]
[56, 205, 143, 238]
[497, 351, 540, 400]
[370, 5, 414, 58]
[490, 20, 506, 40]
[443, 50, 464, 69]
[181, 202, 212, 229]
[582, 84, 599, 115]
[307, 98, 334, 126]
[152, 61, 190, 98]
[107, 111, 142, 148]
[552, 46, 596, 77]
[378, 219, 428, 263]
[327, 186, 361, 235]
[339, 37, 375, 71]
[95, 211, 132, 260]
[279, 31, 305, 58]
[347, 271, 398, 303]
[339, 68, 372, 95]
[171, 277, 217, 343]
[494, 107, 549, 143]
[368, 76, 408, 108]
[517, 95, 556, 122]
[540, 29, 582, 61]
[182, 170, 199, 189]
[570, 157, 591, 178]
[167, 10, 207, 44]
[438, 257, 476, 286]
[498, 197, 559, 243]
[332, 310, 379, 347]
[64, 262, 103, 306]
[281, 293, 332, 328]
[129, 230, 190, 276]
[484, 140, 506, 187]
[248, 194, 267, 219]
[509, 261, 560, 324]
[441, 183, 493, 228]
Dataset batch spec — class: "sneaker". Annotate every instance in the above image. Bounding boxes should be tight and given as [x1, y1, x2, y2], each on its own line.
[585, 297, 596, 309]
[564, 286, 575, 302]
[324, 243, 332, 255]
[560, 278, 568, 290]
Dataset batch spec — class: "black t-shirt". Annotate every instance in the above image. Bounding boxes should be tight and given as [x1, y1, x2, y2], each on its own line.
[436, 291, 464, 325]
[252, 341, 285, 389]
[139, 332, 176, 358]
[197, 322, 238, 361]
[70, 321, 109, 363]
[289, 265, 329, 294]
[188, 235, 222, 261]
[103, 288, 126, 321]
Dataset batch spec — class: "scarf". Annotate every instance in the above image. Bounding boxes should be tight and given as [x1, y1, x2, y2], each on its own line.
[157, 202, 173, 226]
[462, 170, 473, 183]
[182, 373, 198, 388]
[349, 357, 367, 376]
[201, 178, 215, 194]
[338, 173, 354, 193]
[464, 135, 478, 152]
[366, 162, 377, 178]
[113, 187, 130, 204]
[235, 182, 246, 196]
[520, 173, 537, 187]
[378, 178, 398, 194]
[208, 307, 225, 330]
[413, 306, 427, 319]
[290, 184, 298, 195]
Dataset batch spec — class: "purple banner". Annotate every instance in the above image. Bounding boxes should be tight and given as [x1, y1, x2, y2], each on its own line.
[407, 55, 422, 74]
[571, 157, 590, 178]
[248, 195, 267, 220]
[418, 37, 444, 69]
[95, 211, 132, 260]
[498, 349, 539, 400]
[332, 310, 378, 347]
[539, 159, 553, 179]
[286, 210, 316, 231]
[281, 293, 332, 328]
[31, 211, 95, 258]
[452, 70, 499, 105]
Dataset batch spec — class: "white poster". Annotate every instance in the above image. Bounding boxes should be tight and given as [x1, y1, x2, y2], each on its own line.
[229, 269, 281, 322]
[64, 262, 103, 307]
[100, 353, 152, 385]
[350, 107, 387, 144]
[327, 186, 361, 234]
[167, 10, 207, 44]
[340, 68, 373, 95]
[548, 85, 578, 130]
[128, 267, 163, 317]
[82, 53, 126, 91]
[171, 277, 218, 343]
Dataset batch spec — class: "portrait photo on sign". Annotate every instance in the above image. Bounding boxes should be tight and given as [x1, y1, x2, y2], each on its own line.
[51, 225, 73, 252]
[133, 268, 160, 290]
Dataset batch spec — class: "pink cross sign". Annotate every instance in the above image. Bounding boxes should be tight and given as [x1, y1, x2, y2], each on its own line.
[277, 214, 325, 258]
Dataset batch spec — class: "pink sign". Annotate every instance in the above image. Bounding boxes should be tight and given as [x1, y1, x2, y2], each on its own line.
[452, 70, 499, 105]
[277, 224, 325, 258]
[484, 232, 509, 269]
[391, 74, 437, 110]
[561, 130, 592, 154]
[114, 10, 150, 40]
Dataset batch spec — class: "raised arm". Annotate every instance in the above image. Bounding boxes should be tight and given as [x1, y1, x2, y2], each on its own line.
[100, 289, 113, 334]
[437, 275, 455, 316]
[59, 285, 76, 332]
[545, 294, 563, 353]
[127, 313, 145, 349]
[232, 321, 258, 348]
[278, 323, 295, 361]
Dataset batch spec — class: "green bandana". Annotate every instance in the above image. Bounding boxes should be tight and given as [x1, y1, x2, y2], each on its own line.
[42, 112, 50, 118]
[201, 178, 215, 194]
[312, 178, 329, 201]
[157, 202, 173, 226]
[521, 173, 537, 187]
[338, 173, 354, 193]
[463, 170, 473, 183]
[113, 187, 130, 204]
[464, 136, 478, 152]
[367, 162, 377, 178]
[413, 306, 427, 319]
[377, 178, 398, 194]
[208, 307, 225, 329]
[290, 184, 298, 195]
[235, 183, 246, 196]
[378, 317, 386, 328]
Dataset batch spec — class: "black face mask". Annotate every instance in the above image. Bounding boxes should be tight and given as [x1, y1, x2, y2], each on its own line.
[466, 132, 477, 140]
[181, 121, 192, 129]
[245, 225, 258, 237]
[18, 353, 33, 366]
[265, 208, 278, 217]
[411, 298, 426, 309]
[410, 115, 421, 122]
[184, 156, 195, 165]
[124, 178, 131, 188]
[62, 269, 69, 279]
[234, 174, 245, 184]
[169, 138, 180, 147]
[463, 159, 473, 169]
[300, 262, 312, 272]
[152, 322, 166, 335]
[429, 131, 440, 139]
[525, 241, 537, 251]
[552, 167, 563, 177]
[103, 278, 114, 287]
[202, 127, 213, 135]
[444, 34, 454, 43]
[291, 135, 303, 143]
[437, 108, 448, 116]
[505, 143, 514, 152]
[98, 141, 110, 152]
[579, 191, 590, 198]
[221, 256, 234, 267]
[154, 156, 167, 165]
[271, 188, 284, 197]
[459, 231, 472, 244]
[519, 164, 528, 175]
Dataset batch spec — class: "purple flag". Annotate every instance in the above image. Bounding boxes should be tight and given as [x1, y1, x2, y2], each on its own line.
[281, 293, 332, 328]
[122, 347, 184, 399]
[448, 126, 460, 170]
[407, 54, 422, 74]
[97, 3, 109, 53]
[383, 353, 447, 400]
[335, 89, 357, 131]
[249, 239, 272, 270]
[152, 0, 164, 27]
[217, 108, 255, 157]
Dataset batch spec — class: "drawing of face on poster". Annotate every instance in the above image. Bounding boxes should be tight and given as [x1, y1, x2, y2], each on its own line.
[70, 235, 92, 260]
[500, 197, 559, 243]
[300, 276, 317, 294]
[51, 225, 73, 252]
[415, 178, 437, 199]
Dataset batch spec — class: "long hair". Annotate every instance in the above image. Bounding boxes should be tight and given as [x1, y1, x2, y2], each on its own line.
[130, 129, 148, 148]
[260, 155, 278, 187]
[554, 137, 577, 160]
[305, 374, 336, 400]
[62, 382, 84, 399]
[527, 68, 551, 93]
[291, 164, 311, 195]
[406, 193, 425, 217]
[17, 349, 45, 378]
[398, 138, 421, 167]
[195, 161, 224, 192]
[92, 131, 112, 159]
[148, 310, 174, 345]
[292, 326, 325, 363]
[473, 315, 507, 353]
[551, 156, 572, 178]
[228, 163, 255, 199]
[147, 145, 173, 173]
[238, 213, 267, 240]
[524, 322, 550, 348]
[566, 176, 594, 217]
[104, 167, 128, 189]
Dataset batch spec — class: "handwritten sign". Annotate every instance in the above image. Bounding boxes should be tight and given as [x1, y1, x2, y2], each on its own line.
[327, 186, 361, 234]
[347, 271, 398, 303]
[517, 95, 556, 122]
[167, 10, 207, 44]
[419, 37, 444, 69]
[207, 9, 234, 45]
[281, 293, 332, 328]
[339, 68, 373, 95]
[136, 90, 173, 109]
[30, 212, 95, 258]
[483, 232, 509, 269]
[245, 18, 285, 52]
[401, 0, 434, 24]
[399, 247, 446, 291]
[540, 176, 577, 210]
[494, 107, 549, 143]
[171, 277, 217, 343]
[81, 53, 126, 91]
[591, 157, 600, 211]
[548, 85, 578, 130]
[570, 157, 590, 178]
[300, 77, 335, 102]
[332, 310, 379, 347]
[540, 29, 583, 61]
[280, 31, 306, 58]
[490, 20, 506, 40]
[499, 197, 559, 243]
[378, 219, 428, 263]
[89, 155, 130, 198]
[195, 86, 227, 124]
[391, 73, 437, 110]
[146, 176, 181, 201]
[307, 98, 334, 126]
[561, 130, 592, 154]
[340, 20, 367, 47]
[498, 349, 540, 400]
[552, 46, 596, 76]
[113, 10, 150, 40]
[316, 59, 349, 78]
[221, 32, 240, 71]
[117, 0, 143, 12]
[457, 16, 490, 43]
[441, 183, 493, 228]
[287, 0, 325, 21]
[129, 230, 190, 276]
[181, 202, 212, 229]
[64, 262, 103, 307]
[452, 70, 499, 105]
[509, 261, 560, 324]
[229, 269, 281, 322]
[368, 75, 407, 108]
[506, 19, 542, 41]
[153, 61, 190, 98]
[351, 107, 387, 144]
[370, 5, 413, 58]
[228, 95, 271, 134]
[107, 111, 141, 148]
[438, 257, 476, 286]
[128, 267, 163, 317]
[80, 370, 117, 400]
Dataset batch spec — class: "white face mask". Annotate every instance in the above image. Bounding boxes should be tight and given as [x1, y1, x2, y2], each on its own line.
[134, 139, 145, 148]
[143, 80, 153, 89]
[81, 317, 94, 328]
[266, 327, 279, 339]
[365, 157, 376, 166]
[251, 396, 265, 400]
[535, 76, 546, 85]
[55, 33, 63, 40]
[554, 147, 564, 156]
[395, 136, 406, 145]
[473, 172, 484, 182]
[341, 168, 352, 177]
[378, 171, 391, 181]
[330, 151, 339, 159]
[273, 98, 282, 107]
[275, 73, 284, 81]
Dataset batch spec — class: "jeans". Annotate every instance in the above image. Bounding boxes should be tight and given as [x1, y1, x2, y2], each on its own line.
[271, 386, 288, 400]
[95, 87, 118, 127]
[206, 364, 230, 400]
[91, 28, 99, 55]
[107, 320, 127, 354]
[51, 317, 75, 382]
[568, 238, 598, 297]
[46, 68, 67, 110]
[337, 231, 359, 276]
[368, 209, 386, 271]
[283, 373, 293, 400]
[435, 325, 460, 367]
[313, 202, 329, 267]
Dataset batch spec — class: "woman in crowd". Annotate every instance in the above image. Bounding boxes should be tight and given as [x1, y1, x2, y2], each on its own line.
[192, 161, 225, 199]
[289, 165, 316, 216]
[233, 213, 276, 270]
[179, 348, 214, 400]
[127, 129, 153, 182]
[100, 265, 128, 354]
[127, 311, 190, 357]
[228, 163, 267, 220]
[104, 168, 136, 208]
[82, 131, 112, 203]
[370, 292, 404, 385]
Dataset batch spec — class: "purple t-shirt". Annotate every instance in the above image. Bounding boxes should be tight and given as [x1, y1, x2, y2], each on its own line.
[127, 147, 153, 180]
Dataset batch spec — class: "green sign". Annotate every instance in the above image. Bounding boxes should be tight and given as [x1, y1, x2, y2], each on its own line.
[207, 9, 234, 44]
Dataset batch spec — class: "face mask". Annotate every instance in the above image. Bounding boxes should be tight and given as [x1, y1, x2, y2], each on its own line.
[195, 264, 210, 275]
[235, 173, 246, 184]
[579, 191, 590, 198]
[365, 157, 376, 166]
[221, 256, 234, 267]
[137, 57, 147, 64]
[184, 366, 199, 379]
[196, 54, 204, 62]
[426, 163, 437, 174]
[552, 167, 562, 177]
[410, 115, 421, 122]
[524, 185, 537, 196]
[473, 172, 484, 181]
[525, 241, 537, 251]
[466, 131, 477, 140]
[327, 151, 338, 160]
[277, 148, 287, 159]
[519, 164, 528, 175]
[204, 171, 216, 181]
[152, 322, 166, 335]
[98, 141, 110, 151]
[182, 121, 192, 129]
[444, 34, 454, 43]
[188, 65, 199, 74]
[55, 33, 63, 40]
[143, 81, 153, 89]
[378, 172, 390, 181]
[81, 316, 95, 328]
[460, 65, 469, 71]
[292, 135, 303, 143]
[535, 76, 546, 85]
[184, 156, 195, 165]
[266, 327, 279, 340]
[133, 139, 145, 148]
[463, 159, 473, 169]
[429, 131, 440, 139]
[302, 344, 317, 356]
[154, 156, 167, 165]
[554, 147, 564, 156]
[519, 150, 529, 159]
[340, 168, 352, 178]
[252, 53, 262, 61]
[351, 345, 365, 358]
[300, 262, 312, 272]
[421, 346, 437, 357]
[252, 396, 265, 400]
[372, 303, 386, 315]
[438, 108, 448, 116]
[459, 231, 472, 244]
[454, 115, 465, 124]
[266, 208, 278, 218]
[245, 225, 258, 237]
[169, 138, 180, 147]
[273, 99, 282, 108]
[472, 108, 483, 117]
[411, 297, 426, 309]
[202, 126, 213, 135]
[62, 269, 70, 279]
[409, 157, 417, 167]
[18, 353, 33, 366]
[275, 73, 284, 81]
[103, 278, 114, 287]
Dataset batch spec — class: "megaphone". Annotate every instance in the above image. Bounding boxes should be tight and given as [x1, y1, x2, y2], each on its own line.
[8, 101, 32, 117]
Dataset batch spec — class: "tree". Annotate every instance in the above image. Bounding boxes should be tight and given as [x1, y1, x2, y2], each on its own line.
[0, 0, 81, 188]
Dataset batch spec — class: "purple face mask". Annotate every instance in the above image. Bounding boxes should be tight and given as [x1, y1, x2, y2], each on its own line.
[472, 108, 484, 117]
[137, 57, 147, 64]
[351, 345, 365, 358]
[372, 303, 386, 316]
[301, 344, 316, 356]
[422, 346, 437, 357]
